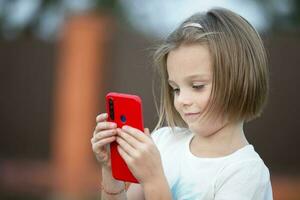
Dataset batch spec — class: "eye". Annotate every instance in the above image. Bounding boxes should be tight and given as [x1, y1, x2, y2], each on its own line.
[173, 88, 180, 94]
[171, 87, 180, 95]
[193, 85, 205, 90]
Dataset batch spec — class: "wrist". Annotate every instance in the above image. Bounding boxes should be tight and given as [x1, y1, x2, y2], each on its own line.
[101, 165, 125, 192]
[143, 177, 172, 200]
[102, 164, 112, 172]
[101, 181, 126, 195]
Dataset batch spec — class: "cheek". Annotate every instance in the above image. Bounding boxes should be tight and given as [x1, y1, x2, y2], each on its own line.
[201, 94, 210, 107]
[173, 97, 182, 114]
[199, 87, 212, 108]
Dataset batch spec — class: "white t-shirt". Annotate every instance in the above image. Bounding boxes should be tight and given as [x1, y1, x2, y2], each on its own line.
[151, 127, 273, 200]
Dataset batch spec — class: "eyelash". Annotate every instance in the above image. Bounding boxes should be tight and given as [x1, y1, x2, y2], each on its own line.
[171, 85, 205, 94]
[193, 85, 204, 89]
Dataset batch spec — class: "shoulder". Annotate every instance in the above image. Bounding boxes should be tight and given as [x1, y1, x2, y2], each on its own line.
[219, 158, 270, 181]
[215, 148, 272, 199]
[151, 126, 191, 148]
[218, 146, 271, 182]
[151, 126, 190, 141]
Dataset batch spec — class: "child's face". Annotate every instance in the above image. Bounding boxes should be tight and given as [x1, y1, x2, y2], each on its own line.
[167, 43, 226, 136]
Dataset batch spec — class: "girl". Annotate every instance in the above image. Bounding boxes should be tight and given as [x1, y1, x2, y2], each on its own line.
[91, 7, 273, 200]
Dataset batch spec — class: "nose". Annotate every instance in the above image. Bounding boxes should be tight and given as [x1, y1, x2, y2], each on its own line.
[176, 91, 193, 106]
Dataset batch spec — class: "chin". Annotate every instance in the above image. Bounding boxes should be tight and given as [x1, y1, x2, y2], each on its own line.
[187, 122, 203, 134]
[189, 125, 211, 137]
[187, 120, 224, 137]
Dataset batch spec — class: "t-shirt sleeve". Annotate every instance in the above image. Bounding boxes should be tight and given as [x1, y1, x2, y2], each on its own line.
[215, 160, 273, 200]
[150, 127, 171, 150]
[150, 127, 173, 144]
[150, 127, 180, 153]
[150, 128, 162, 144]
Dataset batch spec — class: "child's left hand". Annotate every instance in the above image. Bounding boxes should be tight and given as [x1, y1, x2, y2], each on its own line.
[116, 126, 165, 185]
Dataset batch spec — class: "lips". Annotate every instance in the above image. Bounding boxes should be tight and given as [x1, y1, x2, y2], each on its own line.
[184, 112, 201, 121]
[184, 112, 201, 116]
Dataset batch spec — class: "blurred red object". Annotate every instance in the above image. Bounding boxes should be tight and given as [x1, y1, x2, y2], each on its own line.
[50, 12, 115, 198]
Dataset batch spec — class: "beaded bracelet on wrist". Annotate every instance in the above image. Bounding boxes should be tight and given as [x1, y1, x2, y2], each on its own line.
[100, 181, 126, 195]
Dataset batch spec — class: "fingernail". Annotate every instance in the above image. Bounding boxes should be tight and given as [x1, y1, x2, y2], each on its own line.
[111, 123, 117, 128]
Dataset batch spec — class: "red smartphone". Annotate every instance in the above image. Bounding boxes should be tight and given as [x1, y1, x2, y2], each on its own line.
[105, 92, 144, 183]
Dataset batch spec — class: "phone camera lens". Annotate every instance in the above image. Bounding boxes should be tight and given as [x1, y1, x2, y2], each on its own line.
[120, 115, 126, 123]
[108, 98, 114, 120]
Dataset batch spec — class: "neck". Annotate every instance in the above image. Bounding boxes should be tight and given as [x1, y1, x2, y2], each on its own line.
[190, 121, 249, 158]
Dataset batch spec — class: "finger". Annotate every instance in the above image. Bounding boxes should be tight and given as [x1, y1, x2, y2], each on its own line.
[122, 125, 149, 142]
[92, 136, 116, 153]
[117, 128, 140, 149]
[93, 129, 117, 142]
[96, 113, 108, 123]
[95, 121, 117, 132]
[116, 136, 137, 158]
[117, 145, 133, 165]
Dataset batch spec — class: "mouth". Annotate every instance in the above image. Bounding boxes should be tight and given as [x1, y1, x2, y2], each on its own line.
[183, 112, 201, 121]
[184, 112, 201, 116]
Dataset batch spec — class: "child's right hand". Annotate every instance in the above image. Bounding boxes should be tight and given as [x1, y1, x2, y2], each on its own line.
[91, 113, 117, 168]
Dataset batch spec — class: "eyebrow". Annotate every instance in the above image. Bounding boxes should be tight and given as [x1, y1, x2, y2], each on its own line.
[168, 74, 211, 84]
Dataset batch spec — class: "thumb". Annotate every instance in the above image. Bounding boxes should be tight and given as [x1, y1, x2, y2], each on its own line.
[144, 128, 150, 136]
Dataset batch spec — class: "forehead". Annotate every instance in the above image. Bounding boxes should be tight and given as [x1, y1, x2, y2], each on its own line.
[166, 43, 212, 81]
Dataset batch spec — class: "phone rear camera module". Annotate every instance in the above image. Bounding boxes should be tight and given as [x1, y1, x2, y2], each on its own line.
[109, 99, 113, 106]
[110, 113, 115, 120]
[120, 115, 126, 123]
[108, 98, 114, 120]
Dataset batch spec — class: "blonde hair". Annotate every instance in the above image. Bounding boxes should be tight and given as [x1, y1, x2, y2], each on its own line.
[153, 7, 269, 130]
